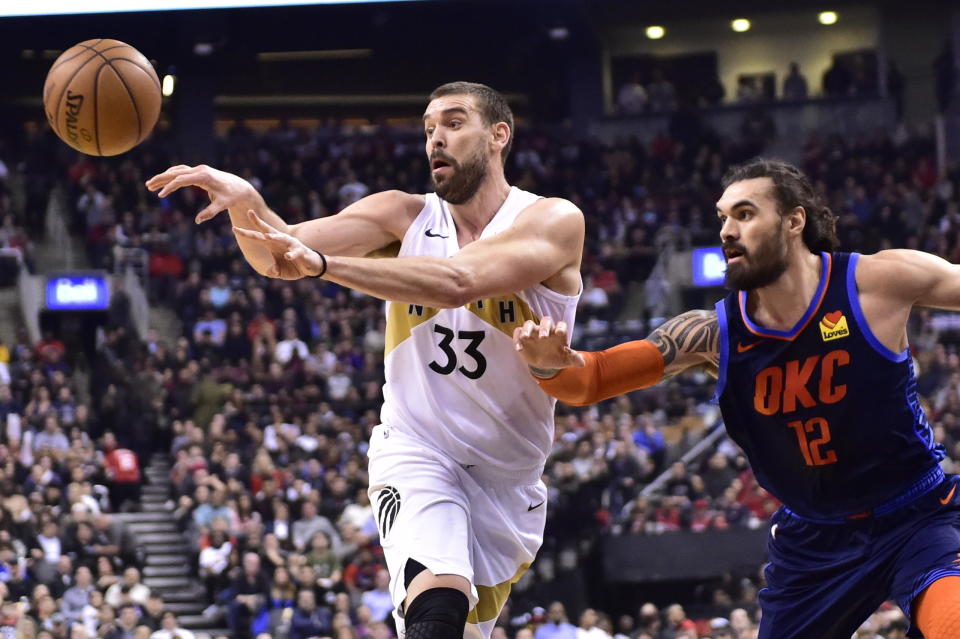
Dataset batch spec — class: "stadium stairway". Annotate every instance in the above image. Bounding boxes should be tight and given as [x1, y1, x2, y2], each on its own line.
[36, 186, 87, 272]
[112, 453, 232, 638]
[149, 304, 183, 347]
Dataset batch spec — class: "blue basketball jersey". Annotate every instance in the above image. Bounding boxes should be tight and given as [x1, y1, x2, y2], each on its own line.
[714, 252, 944, 521]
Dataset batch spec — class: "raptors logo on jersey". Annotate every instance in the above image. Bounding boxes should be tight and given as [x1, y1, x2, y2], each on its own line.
[379, 187, 580, 473]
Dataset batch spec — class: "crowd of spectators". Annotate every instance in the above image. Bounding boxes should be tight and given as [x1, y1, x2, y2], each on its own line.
[0, 98, 955, 639]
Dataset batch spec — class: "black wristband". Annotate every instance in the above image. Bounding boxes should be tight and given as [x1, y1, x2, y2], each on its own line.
[310, 251, 328, 278]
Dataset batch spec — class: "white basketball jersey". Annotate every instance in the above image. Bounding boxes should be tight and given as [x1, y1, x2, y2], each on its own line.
[380, 187, 580, 475]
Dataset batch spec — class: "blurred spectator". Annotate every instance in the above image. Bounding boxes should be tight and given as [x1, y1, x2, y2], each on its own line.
[664, 604, 697, 637]
[576, 609, 611, 639]
[647, 70, 677, 113]
[617, 75, 648, 115]
[782, 62, 808, 101]
[103, 604, 139, 639]
[199, 530, 233, 601]
[105, 568, 149, 609]
[35, 331, 66, 365]
[736, 77, 762, 104]
[149, 611, 196, 639]
[887, 60, 905, 120]
[101, 433, 141, 512]
[934, 41, 957, 113]
[275, 326, 309, 365]
[289, 589, 331, 639]
[823, 58, 852, 97]
[292, 501, 341, 554]
[140, 594, 165, 632]
[224, 553, 269, 639]
[359, 568, 392, 622]
[535, 602, 577, 639]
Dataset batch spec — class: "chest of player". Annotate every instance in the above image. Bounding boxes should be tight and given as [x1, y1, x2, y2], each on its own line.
[719, 297, 917, 470]
[723, 301, 908, 414]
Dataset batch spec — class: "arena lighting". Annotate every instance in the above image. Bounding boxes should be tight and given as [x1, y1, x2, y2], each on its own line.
[731, 18, 751, 33]
[0, 0, 420, 17]
[162, 74, 175, 97]
[819, 10, 839, 25]
[645, 25, 666, 40]
[193, 42, 214, 56]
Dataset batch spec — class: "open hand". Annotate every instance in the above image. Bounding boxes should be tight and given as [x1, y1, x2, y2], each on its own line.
[146, 164, 260, 224]
[232, 210, 323, 280]
[513, 317, 584, 371]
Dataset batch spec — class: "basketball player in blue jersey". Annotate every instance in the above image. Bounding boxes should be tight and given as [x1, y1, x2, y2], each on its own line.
[515, 159, 960, 638]
[147, 83, 584, 639]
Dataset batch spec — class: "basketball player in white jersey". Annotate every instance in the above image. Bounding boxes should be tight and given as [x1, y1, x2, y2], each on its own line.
[147, 82, 584, 639]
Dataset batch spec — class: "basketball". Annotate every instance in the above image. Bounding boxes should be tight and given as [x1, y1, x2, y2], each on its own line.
[43, 38, 161, 156]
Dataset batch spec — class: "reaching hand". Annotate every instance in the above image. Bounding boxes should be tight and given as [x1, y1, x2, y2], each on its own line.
[145, 164, 261, 224]
[232, 210, 324, 280]
[513, 317, 585, 371]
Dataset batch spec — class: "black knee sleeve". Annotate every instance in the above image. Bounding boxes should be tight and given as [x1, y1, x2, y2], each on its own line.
[404, 587, 469, 639]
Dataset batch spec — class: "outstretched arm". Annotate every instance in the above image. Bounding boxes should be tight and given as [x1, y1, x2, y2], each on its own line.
[513, 310, 719, 406]
[147, 165, 419, 277]
[233, 197, 585, 306]
[858, 249, 960, 310]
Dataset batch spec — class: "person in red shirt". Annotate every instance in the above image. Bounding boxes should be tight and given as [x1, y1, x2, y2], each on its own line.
[148, 242, 184, 304]
[35, 331, 66, 364]
[102, 431, 142, 512]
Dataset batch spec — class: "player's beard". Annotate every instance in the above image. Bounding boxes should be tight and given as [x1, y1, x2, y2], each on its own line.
[432, 147, 489, 205]
[724, 218, 790, 290]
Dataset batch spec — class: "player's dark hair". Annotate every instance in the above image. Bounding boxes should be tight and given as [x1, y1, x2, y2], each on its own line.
[429, 81, 514, 163]
[722, 158, 839, 253]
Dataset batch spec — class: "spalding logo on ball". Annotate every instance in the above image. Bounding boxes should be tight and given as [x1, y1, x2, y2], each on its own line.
[43, 39, 162, 157]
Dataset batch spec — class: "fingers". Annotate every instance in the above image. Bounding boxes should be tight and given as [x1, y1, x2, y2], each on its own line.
[565, 347, 586, 368]
[156, 170, 207, 198]
[513, 326, 525, 351]
[233, 226, 294, 250]
[520, 319, 538, 340]
[284, 245, 308, 262]
[555, 321, 568, 342]
[195, 203, 223, 224]
[145, 164, 191, 190]
[246, 209, 278, 233]
[232, 227, 267, 241]
[537, 316, 554, 338]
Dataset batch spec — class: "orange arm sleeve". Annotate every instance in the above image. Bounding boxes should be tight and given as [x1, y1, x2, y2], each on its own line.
[533, 340, 665, 406]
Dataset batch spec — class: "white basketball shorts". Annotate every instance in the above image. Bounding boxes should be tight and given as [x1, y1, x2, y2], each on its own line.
[367, 423, 547, 639]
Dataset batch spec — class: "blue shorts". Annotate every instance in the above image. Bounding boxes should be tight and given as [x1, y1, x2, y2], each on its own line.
[759, 474, 960, 639]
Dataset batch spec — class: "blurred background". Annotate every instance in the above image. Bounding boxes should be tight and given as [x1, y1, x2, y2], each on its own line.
[0, 1, 957, 638]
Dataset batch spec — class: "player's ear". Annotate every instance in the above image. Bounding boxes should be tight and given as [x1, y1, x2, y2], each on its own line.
[491, 121, 510, 157]
[786, 205, 806, 237]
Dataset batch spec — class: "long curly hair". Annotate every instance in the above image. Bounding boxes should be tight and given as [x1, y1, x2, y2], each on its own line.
[722, 158, 839, 253]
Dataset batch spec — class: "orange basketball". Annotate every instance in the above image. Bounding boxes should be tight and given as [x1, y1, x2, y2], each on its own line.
[43, 39, 162, 157]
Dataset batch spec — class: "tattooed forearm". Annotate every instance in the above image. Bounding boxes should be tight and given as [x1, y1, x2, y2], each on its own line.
[645, 310, 719, 368]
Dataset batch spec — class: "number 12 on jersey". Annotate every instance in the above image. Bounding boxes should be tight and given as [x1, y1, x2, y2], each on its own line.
[429, 325, 487, 379]
[787, 417, 838, 466]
